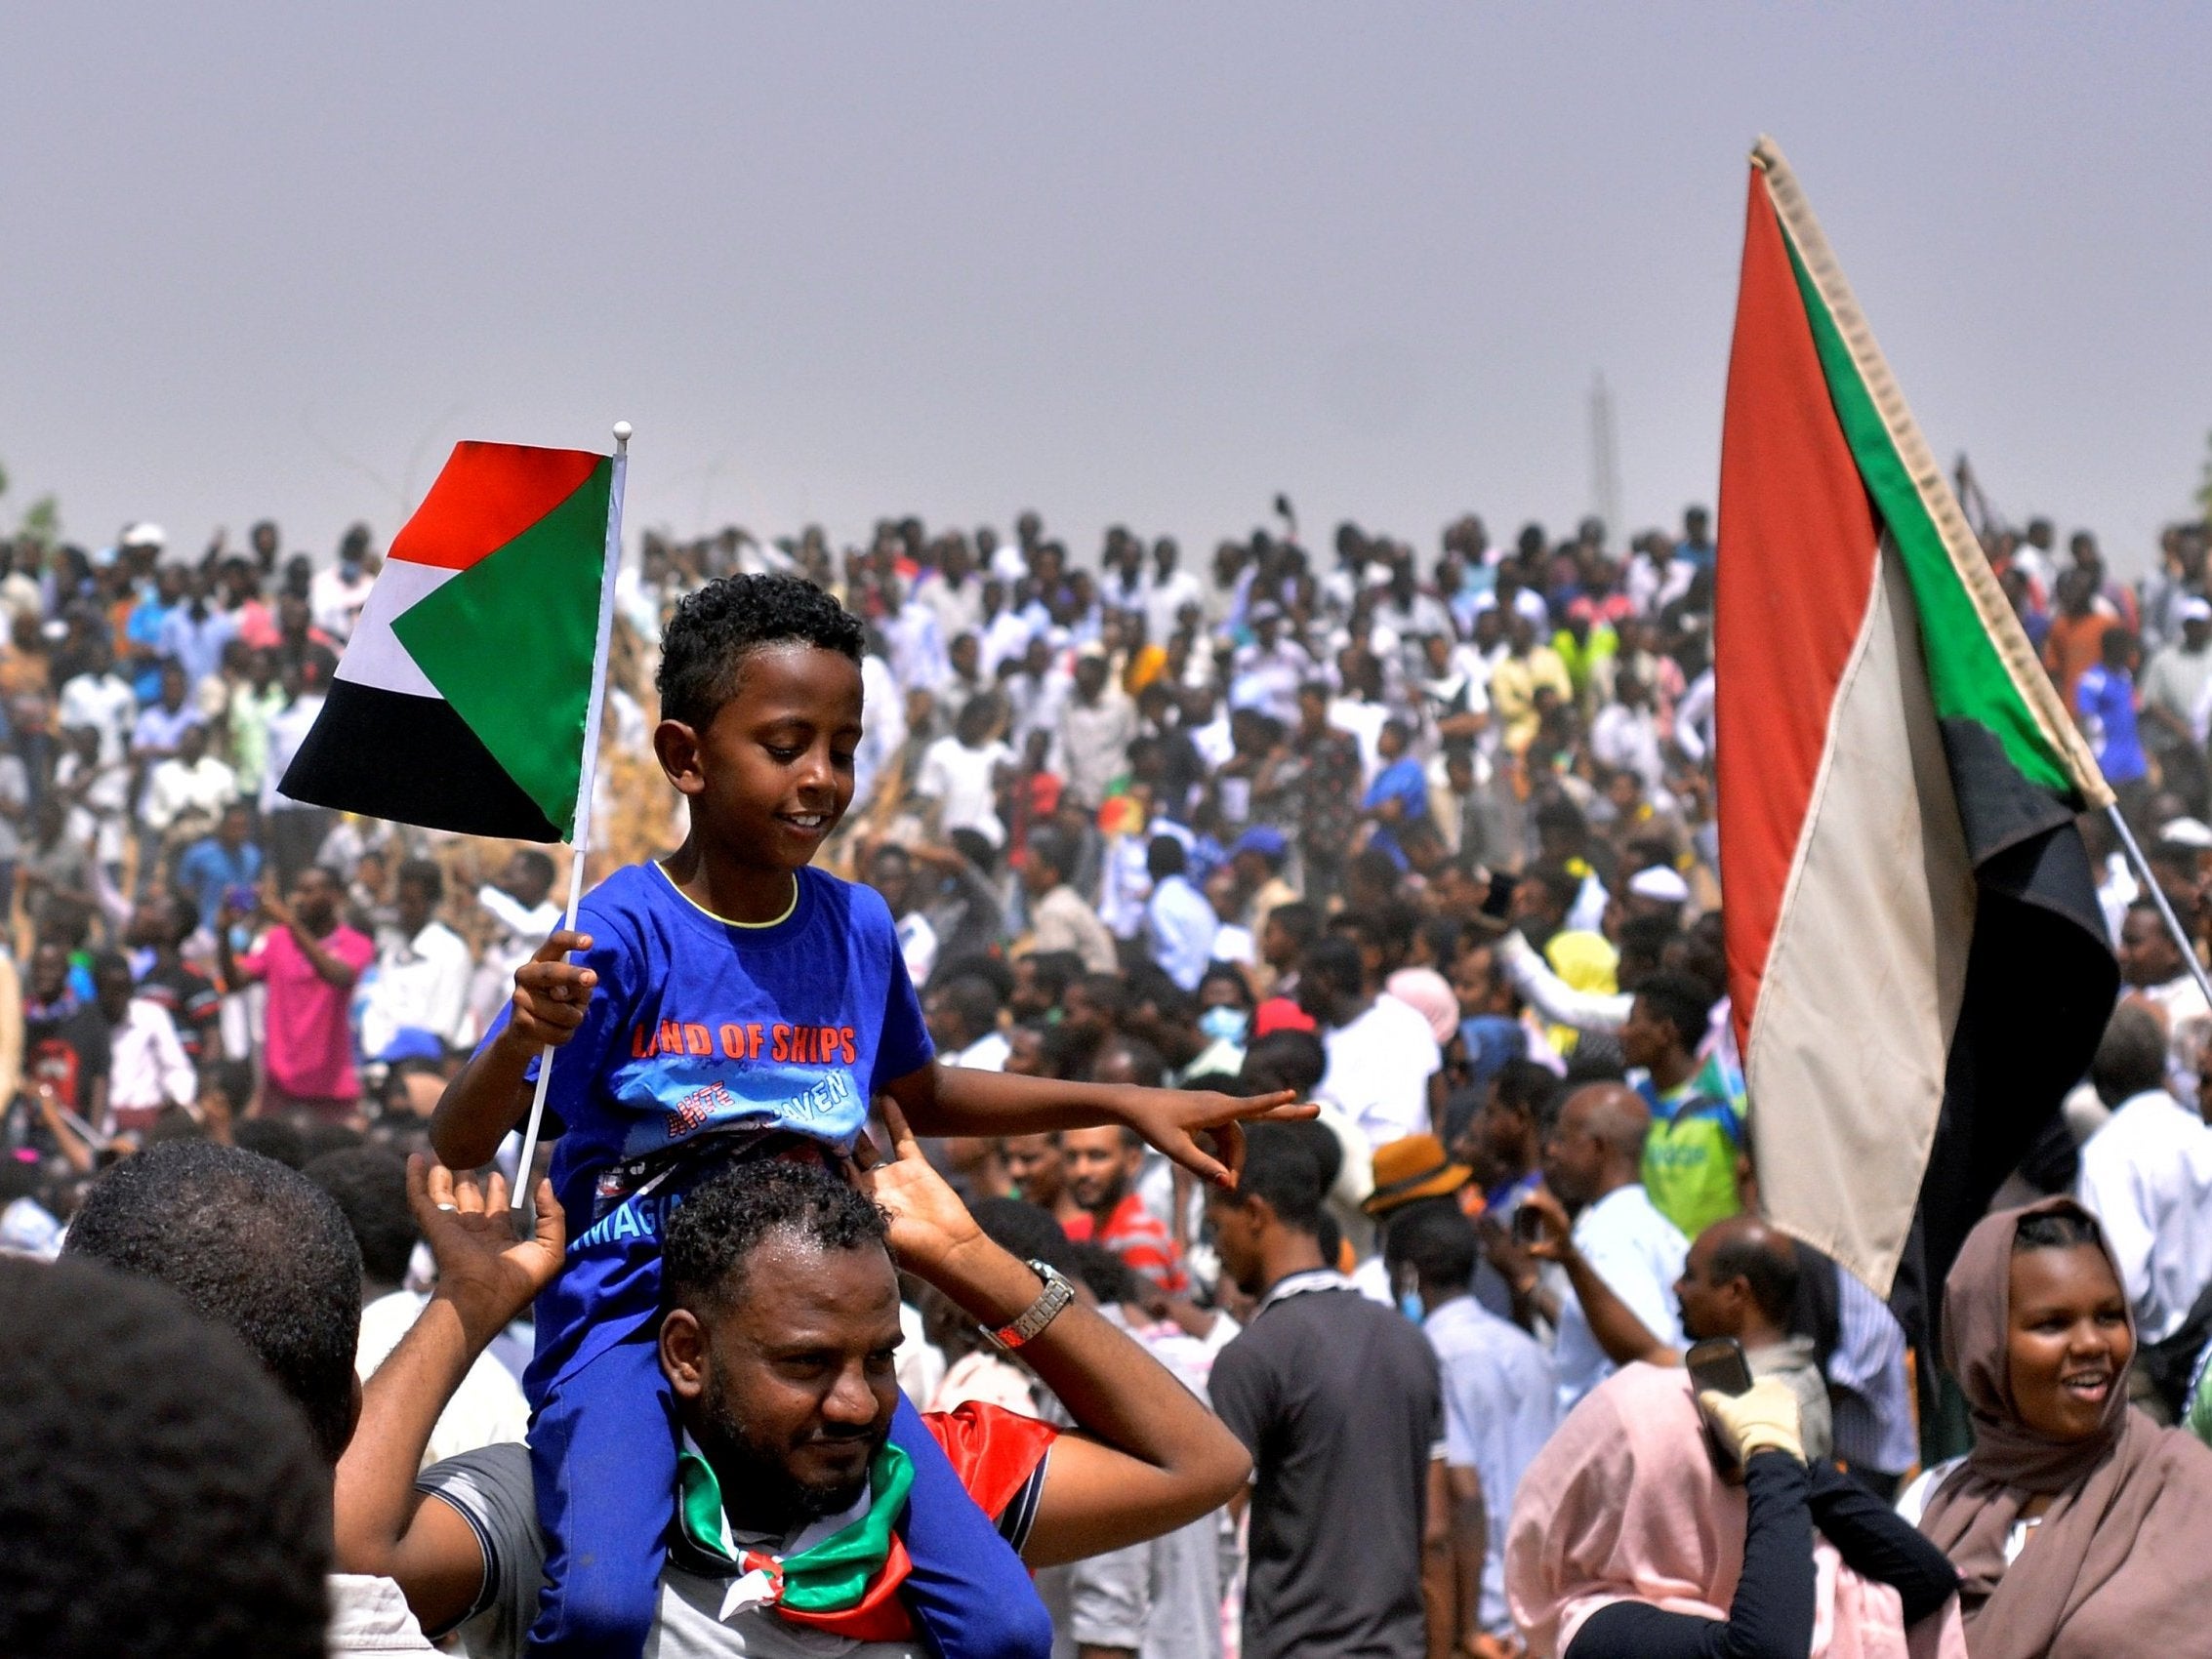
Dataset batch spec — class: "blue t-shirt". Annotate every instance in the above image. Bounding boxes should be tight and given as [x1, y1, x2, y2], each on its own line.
[2076, 664, 2147, 785]
[496, 861, 934, 1388]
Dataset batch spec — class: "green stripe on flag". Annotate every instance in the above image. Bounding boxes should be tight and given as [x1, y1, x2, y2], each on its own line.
[1778, 237, 2074, 799]
[391, 459, 610, 836]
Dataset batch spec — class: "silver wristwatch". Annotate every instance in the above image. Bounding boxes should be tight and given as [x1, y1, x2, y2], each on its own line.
[986, 1261, 1076, 1353]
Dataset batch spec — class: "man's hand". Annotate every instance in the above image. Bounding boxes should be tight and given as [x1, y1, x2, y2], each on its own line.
[1515, 1184, 1573, 1262]
[1115, 1085, 1318, 1189]
[856, 1101, 985, 1279]
[406, 1155, 564, 1345]
[503, 930, 596, 1050]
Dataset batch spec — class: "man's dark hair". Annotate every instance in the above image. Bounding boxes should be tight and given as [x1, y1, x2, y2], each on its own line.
[511, 847, 557, 890]
[1093, 1033, 1167, 1087]
[937, 973, 1003, 1042]
[0, 1257, 331, 1659]
[232, 1115, 307, 1169]
[1300, 935, 1366, 1001]
[1635, 971, 1716, 1053]
[656, 574, 865, 729]
[305, 1145, 417, 1287]
[1616, 912, 1682, 976]
[1705, 1227, 1802, 1325]
[1242, 1029, 1328, 1098]
[1495, 1057, 1564, 1127]
[1146, 834, 1187, 880]
[1026, 828, 1076, 884]
[2090, 1002, 2168, 1107]
[63, 1143, 364, 1463]
[395, 857, 444, 907]
[1233, 1124, 1325, 1233]
[1067, 1241, 1146, 1308]
[1124, 960, 1195, 1024]
[1384, 1199, 1479, 1290]
[1073, 971, 1130, 1025]
[1019, 950, 1086, 1007]
[969, 1195, 1086, 1277]
[663, 1158, 888, 1316]
[1264, 900, 1321, 953]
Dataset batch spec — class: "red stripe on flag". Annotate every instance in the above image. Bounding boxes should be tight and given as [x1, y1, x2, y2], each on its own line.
[388, 441, 605, 571]
[1716, 169, 1883, 1054]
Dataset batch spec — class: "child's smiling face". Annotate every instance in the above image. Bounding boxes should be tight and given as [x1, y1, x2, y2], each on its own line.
[671, 642, 864, 871]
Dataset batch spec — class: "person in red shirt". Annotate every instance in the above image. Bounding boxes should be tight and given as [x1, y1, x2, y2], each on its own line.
[216, 866, 376, 1125]
[1062, 1085, 1190, 1296]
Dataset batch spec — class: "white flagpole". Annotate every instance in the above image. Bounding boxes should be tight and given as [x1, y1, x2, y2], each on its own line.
[512, 420, 631, 1207]
[2106, 802, 2212, 1010]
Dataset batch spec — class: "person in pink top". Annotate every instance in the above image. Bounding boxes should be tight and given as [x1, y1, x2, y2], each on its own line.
[216, 865, 376, 1124]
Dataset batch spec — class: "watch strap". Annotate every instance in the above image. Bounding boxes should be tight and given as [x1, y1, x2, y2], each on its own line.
[988, 1261, 1075, 1352]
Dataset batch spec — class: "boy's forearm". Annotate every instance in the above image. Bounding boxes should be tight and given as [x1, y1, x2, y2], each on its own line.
[430, 1033, 535, 1168]
[892, 1062, 1134, 1138]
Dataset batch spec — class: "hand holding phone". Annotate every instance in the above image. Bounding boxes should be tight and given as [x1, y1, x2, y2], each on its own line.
[1688, 1336, 1752, 1482]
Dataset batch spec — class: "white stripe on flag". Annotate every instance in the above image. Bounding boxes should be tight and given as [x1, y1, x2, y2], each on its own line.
[333, 558, 459, 699]
[1748, 545, 1973, 1293]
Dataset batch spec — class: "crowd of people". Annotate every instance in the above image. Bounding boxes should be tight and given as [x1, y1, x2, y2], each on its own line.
[7, 495, 2212, 1659]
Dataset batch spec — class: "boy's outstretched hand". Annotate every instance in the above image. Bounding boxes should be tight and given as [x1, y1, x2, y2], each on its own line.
[405, 1155, 566, 1344]
[504, 930, 597, 1050]
[1121, 1086, 1317, 1189]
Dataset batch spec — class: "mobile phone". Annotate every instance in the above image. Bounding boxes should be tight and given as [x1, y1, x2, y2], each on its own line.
[225, 884, 258, 912]
[1511, 1204, 1546, 1246]
[1482, 870, 1520, 921]
[1686, 1336, 1755, 1483]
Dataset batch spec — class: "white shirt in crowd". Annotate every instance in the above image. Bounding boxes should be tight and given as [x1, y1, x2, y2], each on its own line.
[310, 563, 378, 640]
[105, 997, 197, 1126]
[360, 919, 474, 1060]
[915, 736, 1013, 849]
[1425, 1294, 1560, 1635]
[1317, 991, 1443, 1151]
[1144, 872, 1217, 993]
[142, 752, 238, 834]
[1552, 1182, 1689, 1412]
[356, 1290, 531, 1472]
[2073, 1087, 2212, 1343]
[263, 692, 327, 813]
[945, 1030, 1011, 1072]
[58, 670, 137, 764]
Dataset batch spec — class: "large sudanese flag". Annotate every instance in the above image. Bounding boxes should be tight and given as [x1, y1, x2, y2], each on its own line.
[1716, 138, 2117, 1309]
[280, 441, 613, 842]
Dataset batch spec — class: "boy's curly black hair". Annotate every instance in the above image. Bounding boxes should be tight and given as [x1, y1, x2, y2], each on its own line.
[662, 1155, 889, 1316]
[656, 574, 866, 730]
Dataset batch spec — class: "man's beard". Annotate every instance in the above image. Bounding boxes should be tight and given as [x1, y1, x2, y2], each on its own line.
[696, 1369, 888, 1531]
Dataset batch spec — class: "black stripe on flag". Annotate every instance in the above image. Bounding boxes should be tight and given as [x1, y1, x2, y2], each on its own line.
[278, 678, 563, 842]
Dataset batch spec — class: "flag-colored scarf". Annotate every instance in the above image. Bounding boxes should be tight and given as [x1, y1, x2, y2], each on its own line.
[674, 1436, 921, 1640]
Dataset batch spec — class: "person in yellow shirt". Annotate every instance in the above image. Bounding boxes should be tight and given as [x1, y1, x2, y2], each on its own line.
[1489, 613, 1573, 756]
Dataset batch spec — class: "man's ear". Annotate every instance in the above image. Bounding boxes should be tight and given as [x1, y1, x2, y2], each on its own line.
[654, 718, 706, 797]
[660, 1308, 709, 1400]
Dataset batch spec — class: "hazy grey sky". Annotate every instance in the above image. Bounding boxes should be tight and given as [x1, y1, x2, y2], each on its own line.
[6, 4, 2206, 573]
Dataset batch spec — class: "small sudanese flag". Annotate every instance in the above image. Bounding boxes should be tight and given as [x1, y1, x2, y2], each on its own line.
[280, 441, 614, 842]
[1715, 138, 2117, 1303]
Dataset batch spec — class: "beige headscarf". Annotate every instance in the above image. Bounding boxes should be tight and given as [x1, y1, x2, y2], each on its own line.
[1505, 1362, 1962, 1659]
[1917, 1196, 2212, 1658]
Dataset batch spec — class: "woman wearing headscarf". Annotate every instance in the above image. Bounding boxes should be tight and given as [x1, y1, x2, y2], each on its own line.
[1507, 1362, 1961, 1658]
[1900, 1196, 2212, 1657]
